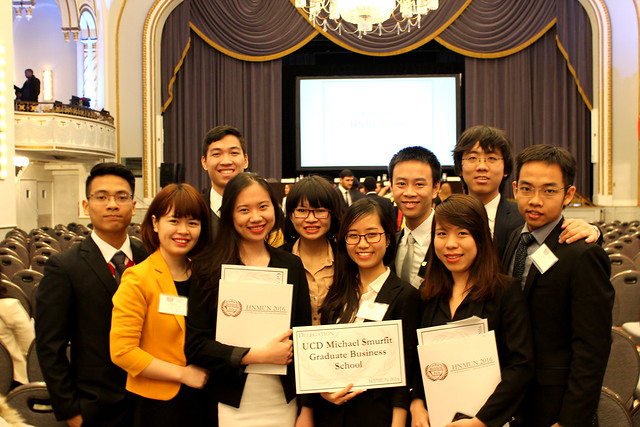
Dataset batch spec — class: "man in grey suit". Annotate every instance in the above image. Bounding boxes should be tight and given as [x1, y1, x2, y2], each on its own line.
[35, 162, 148, 426]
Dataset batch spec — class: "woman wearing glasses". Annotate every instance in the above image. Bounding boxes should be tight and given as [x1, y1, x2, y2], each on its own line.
[410, 194, 533, 427]
[281, 176, 343, 325]
[298, 198, 419, 427]
[186, 172, 311, 426]
[109, 183, 211, 426]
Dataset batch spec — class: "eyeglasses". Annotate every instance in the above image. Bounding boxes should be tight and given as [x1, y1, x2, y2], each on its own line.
[516, 185, 571, 198]
[89, 191, 133, 205]
[462, 156, 503, 165]
[293, 208, 330, 219]
[345, 232, 386, 245]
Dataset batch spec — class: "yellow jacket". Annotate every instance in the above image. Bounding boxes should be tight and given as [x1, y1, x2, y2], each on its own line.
[110, 250, 187, 400]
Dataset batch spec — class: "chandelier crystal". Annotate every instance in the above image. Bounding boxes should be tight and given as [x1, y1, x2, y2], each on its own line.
[295, 0, 439, 36]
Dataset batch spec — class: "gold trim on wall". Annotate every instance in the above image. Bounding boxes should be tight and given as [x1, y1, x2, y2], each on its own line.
[115, 0, 129, 162]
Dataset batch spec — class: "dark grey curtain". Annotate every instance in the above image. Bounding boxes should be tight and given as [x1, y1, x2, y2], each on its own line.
[464, 28, 592, 196]
[161, 0, 594, 196]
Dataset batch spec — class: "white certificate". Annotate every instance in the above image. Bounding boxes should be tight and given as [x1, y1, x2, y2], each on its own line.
[221, 264, 288, 285]
[216, 279, 293, 375]
[293, 320, 405, 394]
[417, 316, 488, 345]
[417, 331, 501, 427]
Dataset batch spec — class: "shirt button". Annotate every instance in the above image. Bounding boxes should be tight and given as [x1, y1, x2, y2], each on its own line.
[314, 296, 318, 300]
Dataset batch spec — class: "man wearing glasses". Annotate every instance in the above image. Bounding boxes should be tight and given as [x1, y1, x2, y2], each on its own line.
[502, 145, 613, 426]
[453, 125, 599, 258]
[35, 162, 148, 427]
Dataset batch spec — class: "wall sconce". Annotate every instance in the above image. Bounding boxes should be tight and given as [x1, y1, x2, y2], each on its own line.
[0, 45, 7, 180]
[42, 69, 53, 101]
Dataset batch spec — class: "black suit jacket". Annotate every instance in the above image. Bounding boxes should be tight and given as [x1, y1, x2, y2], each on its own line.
[35, 236, 148, 425]
[493, 197, 524, 260]
[202, 188, 220, 241]
[311, 272, 420, 427]
[336, 187, 365, 209]
[414, 281, 534, 427]
[501, 220, 613, 427]
[185, 245, 311, 408]
[366, 193, 396, 225]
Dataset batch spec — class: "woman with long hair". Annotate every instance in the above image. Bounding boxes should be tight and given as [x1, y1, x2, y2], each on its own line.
[110, 183, 211, 426]
[281, 175, 343, 325]
[410, 194, 534, 427]
[186, 172, 311, 427]
[299, 198, 419, 427]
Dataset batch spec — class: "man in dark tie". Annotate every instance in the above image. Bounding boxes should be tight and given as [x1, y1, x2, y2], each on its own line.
[35, 162, 148, 427]
[335, 169, 364, 209]
[200, 125, 249, 240]
[502, 145, 613, 426]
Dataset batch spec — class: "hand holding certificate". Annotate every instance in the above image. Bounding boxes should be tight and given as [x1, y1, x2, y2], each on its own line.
[293, 320, 406, 394]
[216, 265, 294, 375]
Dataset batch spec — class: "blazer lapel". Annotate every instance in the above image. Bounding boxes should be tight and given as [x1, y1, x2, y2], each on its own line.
[149, 251, 185, 332]
[501, 227, 521, 272]
[80, 237, 119, 296]
[522, 221, 564, 298]
[375, 274, 401, 320]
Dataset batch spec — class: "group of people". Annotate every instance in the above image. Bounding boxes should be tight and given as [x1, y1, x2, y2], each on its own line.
[31, 124, 614, 427]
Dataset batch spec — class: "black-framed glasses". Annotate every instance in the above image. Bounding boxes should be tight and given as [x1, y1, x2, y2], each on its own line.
[345, 232, 386, 245]
[462, 156, 503, 165]
[293, 208, 330, 219]
[89, 191, 133, 205]
[516, 185, 571, 198]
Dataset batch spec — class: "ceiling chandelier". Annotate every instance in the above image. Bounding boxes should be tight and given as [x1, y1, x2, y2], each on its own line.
[13, 0, 36, 21]
[295, 0, 440, 37]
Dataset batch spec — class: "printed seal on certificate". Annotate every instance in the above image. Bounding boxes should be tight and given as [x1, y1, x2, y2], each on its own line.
[425, 362, 448, 381]
[221, 299, 243, 317]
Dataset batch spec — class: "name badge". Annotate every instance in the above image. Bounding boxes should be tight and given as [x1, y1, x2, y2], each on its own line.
[158, 294, 188, 316]
[356, 301, 389, 321]
[530, 243, 558, 274]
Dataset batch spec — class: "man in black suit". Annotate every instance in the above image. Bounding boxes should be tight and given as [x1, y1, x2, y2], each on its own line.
[453, 125, 598, 258]
[362, 176, 396, 225]
[335, 169, 364, 209]
[200, 125, 248, 240]
[35, 163, 148, 427]
[502, 145, 613, 426]
[14, 68, 40, 102]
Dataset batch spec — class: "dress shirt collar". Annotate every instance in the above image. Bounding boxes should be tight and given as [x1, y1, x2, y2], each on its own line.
[525, 215, 563, 245]
[365, 267, 390, 294]
[209, 188, 223, 214]
[90, 231, 133, 264]
[404, 209, 434, 247]
[484, 193, 501, 236]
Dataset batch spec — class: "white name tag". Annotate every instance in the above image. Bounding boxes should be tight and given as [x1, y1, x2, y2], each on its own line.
[158, 294, 188, 316]
[530, 243, 558, 274]
[356, 301, 389, 321]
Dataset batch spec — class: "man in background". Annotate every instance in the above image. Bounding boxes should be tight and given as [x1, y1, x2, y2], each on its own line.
[335, 169, 364, 208]
[363, 175, 395, 225]
[14, 68, 40, 102]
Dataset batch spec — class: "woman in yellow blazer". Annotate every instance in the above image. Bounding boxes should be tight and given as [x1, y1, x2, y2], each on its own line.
[110, 183, 211, 426]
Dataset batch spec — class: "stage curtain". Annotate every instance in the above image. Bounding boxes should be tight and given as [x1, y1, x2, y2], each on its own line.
[161, 0, 594, 195]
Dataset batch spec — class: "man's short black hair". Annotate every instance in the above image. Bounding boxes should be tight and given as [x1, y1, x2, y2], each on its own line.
[363, 176, 377, 192]
[515, 144, 576, 187]
[453, 125, 514, 192]
[85, 162, 136, 198]
[388, 146, 441, 184]
[201, 125, 247, 157]
[338, 169, 355, 179]
[25, 68, 34, 74]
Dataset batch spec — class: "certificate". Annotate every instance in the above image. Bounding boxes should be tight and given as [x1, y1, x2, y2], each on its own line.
[216, 279, 293, 375]
[293, 320, 405, 394]
[417, 331, 501, 427]
[417, 316, 488, 345]
[221, 264, 288, 285]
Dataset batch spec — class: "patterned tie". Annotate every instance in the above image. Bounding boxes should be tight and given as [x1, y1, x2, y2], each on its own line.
[111, 251, 127, 285]
[401, 233, 415, 282]
[512, 232, 535, 286]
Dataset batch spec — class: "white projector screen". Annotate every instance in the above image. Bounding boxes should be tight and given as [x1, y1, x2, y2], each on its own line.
[297, 75, 459, 169]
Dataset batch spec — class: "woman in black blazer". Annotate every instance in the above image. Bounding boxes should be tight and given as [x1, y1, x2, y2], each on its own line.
[410, 194, 534, 427]
[186, 173, 311, 427]
[298, 198, 420, 427]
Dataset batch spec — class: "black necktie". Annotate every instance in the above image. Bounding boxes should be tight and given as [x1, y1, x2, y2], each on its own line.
[512, 232, 535, 285]
[111, 251, 127, 285]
